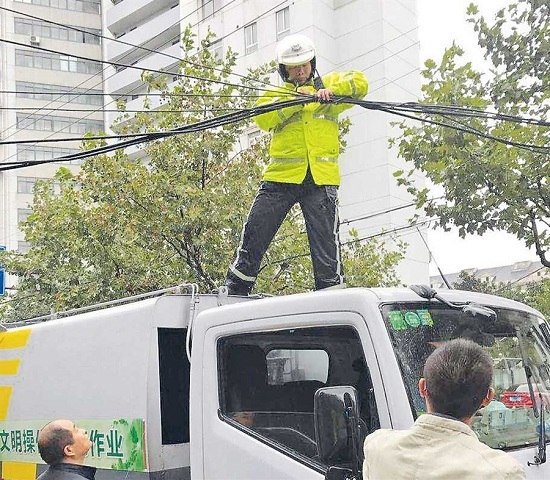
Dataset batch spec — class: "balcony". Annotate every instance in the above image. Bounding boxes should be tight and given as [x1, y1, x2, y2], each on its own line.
[106, 0, 178, 37]
[106, 42, 180, 95]
[106, 5, 181, 64]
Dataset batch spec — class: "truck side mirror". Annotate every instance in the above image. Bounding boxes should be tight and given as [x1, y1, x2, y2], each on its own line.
[314, 386, 362, 477]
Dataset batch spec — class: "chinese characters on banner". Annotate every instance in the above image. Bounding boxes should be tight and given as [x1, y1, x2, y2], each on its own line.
[0, 419, 146, 471]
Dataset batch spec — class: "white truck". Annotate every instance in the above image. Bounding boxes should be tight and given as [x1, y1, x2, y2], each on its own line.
[0, 284, 549, 479]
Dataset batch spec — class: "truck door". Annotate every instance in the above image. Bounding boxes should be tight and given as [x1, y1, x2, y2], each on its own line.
[192, 311, 390, 480]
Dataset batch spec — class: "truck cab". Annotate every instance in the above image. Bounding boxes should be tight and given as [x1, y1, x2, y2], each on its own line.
[192, 287, 550, 479]
[0, 286, 549, 479]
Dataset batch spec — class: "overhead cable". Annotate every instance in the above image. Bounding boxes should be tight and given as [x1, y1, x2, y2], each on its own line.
[0, 96, 313, 171]
[0, 38, 278, 95]
[2, 96, 548, 170]
[0, 0, 248, 144]
[0, 0, 293, 163]
[0, 0, 287, 93]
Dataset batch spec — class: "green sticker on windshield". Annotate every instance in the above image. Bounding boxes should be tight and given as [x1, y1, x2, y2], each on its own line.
[388, 311, 407, 330]
[417, 309, 433, 327]
[404, 311, 421, 328]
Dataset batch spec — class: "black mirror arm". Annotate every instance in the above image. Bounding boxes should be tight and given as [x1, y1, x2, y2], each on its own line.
[344, 393, 363, 477]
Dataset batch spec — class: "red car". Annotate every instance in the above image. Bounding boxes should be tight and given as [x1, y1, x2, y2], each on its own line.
[500, 384, 550, 408]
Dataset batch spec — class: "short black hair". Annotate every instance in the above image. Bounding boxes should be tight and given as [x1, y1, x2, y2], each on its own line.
[38, 424, 74, 465]
[423, 338, 493, 419]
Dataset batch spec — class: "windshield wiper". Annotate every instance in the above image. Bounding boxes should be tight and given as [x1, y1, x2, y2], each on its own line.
[516, 327, 547, 465]
[409, 285, 496, 320]
[532, 396, 547, 466]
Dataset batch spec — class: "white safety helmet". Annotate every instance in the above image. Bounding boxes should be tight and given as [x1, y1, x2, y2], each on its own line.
[276, 34, 315, 66]
[276, 34, 317, 83]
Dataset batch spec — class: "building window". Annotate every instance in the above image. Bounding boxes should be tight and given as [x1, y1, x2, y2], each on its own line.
[15, 49, 102, 74]
[218, 326, 379, 465]
[201, 0, 222, 19]
[247, 129, 262, 146]
[209, 39, 223, 60]
[244, 23, 258, 55]
[14, 0, 101, 14]
[17, 113, 104, 134]
[276, 7, 290, 39]
[17, 176, 60, 195]
[14, 17, 101, 45]
[17, 177, 38, 194]
[17, 208, 32, 224]
[17, 82, 103, 106]
[18, 241, 31, 253]
[17, 145, 79, 164]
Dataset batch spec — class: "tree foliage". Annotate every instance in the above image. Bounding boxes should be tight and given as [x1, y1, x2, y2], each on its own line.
[394, 1, 550, 265]
[0, 29, 404, 321]
[453, 270, 550, 318]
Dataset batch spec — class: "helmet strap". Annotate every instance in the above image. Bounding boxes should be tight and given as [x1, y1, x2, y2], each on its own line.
[278, 64, 290, 83]
[277, 60, 318, 87]
[313, 68, 325, 90]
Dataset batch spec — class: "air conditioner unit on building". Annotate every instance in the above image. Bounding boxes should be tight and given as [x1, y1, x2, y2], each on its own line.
[29, 36, 40, 46]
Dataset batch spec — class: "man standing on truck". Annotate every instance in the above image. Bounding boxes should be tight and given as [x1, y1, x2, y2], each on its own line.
[37, 419, 96, 480]
[362, 339, 526, 479]
[224, 34, 368, 295]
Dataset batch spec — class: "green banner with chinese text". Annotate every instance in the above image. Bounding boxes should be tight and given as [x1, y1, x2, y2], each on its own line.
[0, 419, 146, 471]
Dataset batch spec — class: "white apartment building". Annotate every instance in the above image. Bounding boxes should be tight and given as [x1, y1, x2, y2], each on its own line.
[102, 0, 429, 284]
[0, 0, 104, 263]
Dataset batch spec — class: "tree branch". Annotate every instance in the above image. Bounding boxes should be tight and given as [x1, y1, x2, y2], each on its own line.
[529, 210, 550, 267]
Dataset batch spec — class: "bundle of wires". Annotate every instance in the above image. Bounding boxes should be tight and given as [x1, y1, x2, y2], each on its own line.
[1, 94, 547, 172]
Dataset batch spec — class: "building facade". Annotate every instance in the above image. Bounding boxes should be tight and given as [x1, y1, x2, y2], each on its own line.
[430, 260, 549, 290]
[0, 0, 104, 263]
[102, 0, 428, 284]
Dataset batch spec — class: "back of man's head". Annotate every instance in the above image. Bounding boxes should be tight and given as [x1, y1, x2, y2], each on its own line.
[423, 338, 493, 419]
[37, 420, 74, 465]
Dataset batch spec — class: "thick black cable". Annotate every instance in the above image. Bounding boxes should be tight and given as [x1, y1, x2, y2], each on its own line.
[6, 97, 546, 146]
[0, 94, 301, 147]
[2, 96, 548, 166]
[0, 90, 260, 98]
[348, 99, 550, 127]
[3, 107, 243, 113]
[343, 99, 549, 154]
[388, 102, 550, 127]
[263, 217, 437, 269]
[380, 107, 549, 154]
[341, 201, 417, 225]
[0, 96, 313, 171]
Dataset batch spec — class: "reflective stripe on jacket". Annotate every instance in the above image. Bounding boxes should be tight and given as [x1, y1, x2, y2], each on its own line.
[254, 70, 368, 186]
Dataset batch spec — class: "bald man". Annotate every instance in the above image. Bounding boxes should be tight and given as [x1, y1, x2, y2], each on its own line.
[37, 419, 96, 480]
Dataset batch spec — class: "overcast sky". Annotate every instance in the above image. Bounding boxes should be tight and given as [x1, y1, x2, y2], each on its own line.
[416, 0, 539, 275]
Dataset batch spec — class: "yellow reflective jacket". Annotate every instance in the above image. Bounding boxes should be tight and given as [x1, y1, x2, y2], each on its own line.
[254, 70, 368, 186]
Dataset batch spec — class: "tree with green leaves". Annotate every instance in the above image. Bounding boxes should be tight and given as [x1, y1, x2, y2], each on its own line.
[0, 28, 405, 321]
[394, 1, 550, 266]
[453, 270, 550, 318]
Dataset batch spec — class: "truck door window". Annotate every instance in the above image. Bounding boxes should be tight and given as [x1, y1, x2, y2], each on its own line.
[266, 349, 329, 385]
[158, 328, 190, 444]
[218, 326, 379, 467]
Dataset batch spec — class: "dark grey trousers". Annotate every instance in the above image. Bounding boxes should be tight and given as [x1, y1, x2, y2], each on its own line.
[225, 179, 344, 294]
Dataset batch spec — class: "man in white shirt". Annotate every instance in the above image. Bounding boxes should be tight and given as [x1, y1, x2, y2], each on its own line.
[363, 338, 526, 480]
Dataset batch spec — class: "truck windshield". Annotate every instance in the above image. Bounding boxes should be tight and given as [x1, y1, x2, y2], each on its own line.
[381, 302, 550, 450]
